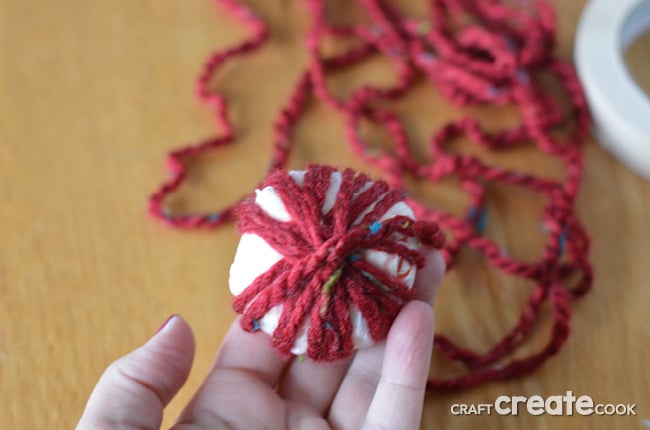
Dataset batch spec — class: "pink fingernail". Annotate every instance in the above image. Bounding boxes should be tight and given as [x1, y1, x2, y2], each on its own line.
[155, 314, 178, 335]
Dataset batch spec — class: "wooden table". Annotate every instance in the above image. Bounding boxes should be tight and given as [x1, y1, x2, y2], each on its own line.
[1, 1, 648, 428]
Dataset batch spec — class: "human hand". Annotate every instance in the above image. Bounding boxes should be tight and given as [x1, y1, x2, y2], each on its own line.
[77, 249, 445, 430]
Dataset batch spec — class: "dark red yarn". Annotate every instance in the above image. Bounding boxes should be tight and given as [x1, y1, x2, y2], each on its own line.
[234, 165, 445, 361]
[148, 0, 593, 391]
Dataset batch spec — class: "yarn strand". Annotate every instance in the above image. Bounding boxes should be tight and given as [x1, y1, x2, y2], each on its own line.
[148, 0, 593, 390]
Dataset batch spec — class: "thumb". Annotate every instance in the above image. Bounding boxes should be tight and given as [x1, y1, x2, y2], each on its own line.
[77, 315, 195, 430]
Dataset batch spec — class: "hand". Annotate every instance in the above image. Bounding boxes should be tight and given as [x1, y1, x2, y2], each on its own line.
[77, 250, 445, 430]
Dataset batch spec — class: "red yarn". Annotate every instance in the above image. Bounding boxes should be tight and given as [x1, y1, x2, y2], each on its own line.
[148, 0, 593, 391]
[234, 165, 445, 361]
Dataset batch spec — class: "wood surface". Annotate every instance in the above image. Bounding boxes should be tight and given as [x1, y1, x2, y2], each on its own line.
[1, 1, 649, 428]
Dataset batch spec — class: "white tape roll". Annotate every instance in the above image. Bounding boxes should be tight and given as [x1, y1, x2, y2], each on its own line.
[575, 0, 650, 179]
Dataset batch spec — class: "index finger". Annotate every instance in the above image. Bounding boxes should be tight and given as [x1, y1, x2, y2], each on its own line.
[211, 315, 289, 386]
[173, 316, 290, 426]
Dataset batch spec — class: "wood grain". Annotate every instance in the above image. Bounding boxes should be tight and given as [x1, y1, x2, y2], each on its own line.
[0, 1, 648, 428]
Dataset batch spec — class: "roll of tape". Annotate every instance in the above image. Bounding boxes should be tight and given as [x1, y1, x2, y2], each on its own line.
[575, 0, 650, 179]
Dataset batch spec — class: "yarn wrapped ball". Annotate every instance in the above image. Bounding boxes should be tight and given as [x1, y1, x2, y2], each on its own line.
[229, 164, 445, 361]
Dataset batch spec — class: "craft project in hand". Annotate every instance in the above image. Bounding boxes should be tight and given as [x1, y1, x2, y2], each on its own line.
[229, 165, 444, 361]
[150, 0, 594, 390]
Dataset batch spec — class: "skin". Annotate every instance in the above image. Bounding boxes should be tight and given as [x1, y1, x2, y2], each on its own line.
[77, 249, 445, 430]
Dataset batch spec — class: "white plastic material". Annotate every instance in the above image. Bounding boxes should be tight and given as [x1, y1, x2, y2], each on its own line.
[575, 0, 650, 179]
[229, 170, 418, 355]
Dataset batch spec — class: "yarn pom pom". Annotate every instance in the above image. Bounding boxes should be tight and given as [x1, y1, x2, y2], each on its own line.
[229, 165, 444, 361]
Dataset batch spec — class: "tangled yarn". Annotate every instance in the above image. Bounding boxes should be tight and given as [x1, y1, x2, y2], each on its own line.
[149, 0, 593, 390]
[231, 165, 445, 361]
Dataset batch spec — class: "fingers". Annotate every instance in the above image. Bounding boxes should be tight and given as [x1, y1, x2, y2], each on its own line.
[212, 316, 289, 386]
[174, 316, 289, 424]
[77, 315, 195, 430]
[175, 249, 444, 427]
[277, 249, 444, 415]
[328, 248, 443, 428]
[362, 301, 435, 430]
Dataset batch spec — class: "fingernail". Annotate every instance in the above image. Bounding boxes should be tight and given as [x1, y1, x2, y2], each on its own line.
[155, 314, 178, 335]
